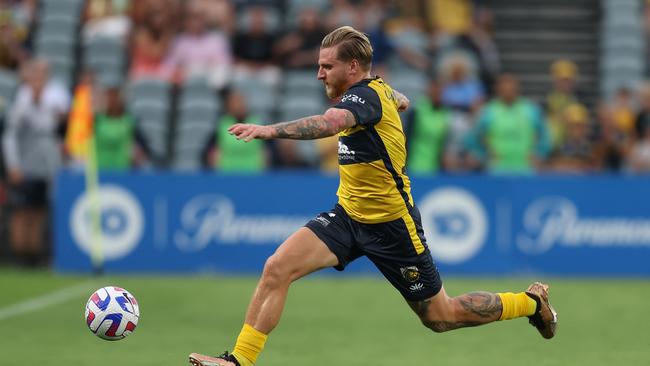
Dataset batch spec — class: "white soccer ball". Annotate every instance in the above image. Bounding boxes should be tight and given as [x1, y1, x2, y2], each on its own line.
[85, 286, 140, 341]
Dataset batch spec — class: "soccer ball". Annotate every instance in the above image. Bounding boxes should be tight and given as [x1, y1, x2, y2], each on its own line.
[85, 286, 140, 341]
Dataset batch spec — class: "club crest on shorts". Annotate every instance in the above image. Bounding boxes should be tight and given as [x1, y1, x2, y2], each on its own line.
[400, 266, 420, 283]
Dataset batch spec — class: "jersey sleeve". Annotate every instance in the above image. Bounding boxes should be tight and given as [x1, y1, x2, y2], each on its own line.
[333, 84, 382, 126]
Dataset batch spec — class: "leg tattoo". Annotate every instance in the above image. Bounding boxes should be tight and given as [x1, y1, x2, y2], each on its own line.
[408, 292, 503, 333]
[457, 292, 502, 319]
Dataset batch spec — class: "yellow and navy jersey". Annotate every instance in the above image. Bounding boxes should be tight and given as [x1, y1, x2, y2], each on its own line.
[333, 77, 413, 224]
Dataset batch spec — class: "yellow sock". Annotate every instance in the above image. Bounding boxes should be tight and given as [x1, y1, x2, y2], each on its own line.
[497, 292, 538, 320]
[231, 324, 268, 366]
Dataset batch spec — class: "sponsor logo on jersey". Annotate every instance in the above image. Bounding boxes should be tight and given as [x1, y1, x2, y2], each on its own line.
[338, 141, 356, 161]
[313, 216, 331, 227]
[340, 93, 366, 104]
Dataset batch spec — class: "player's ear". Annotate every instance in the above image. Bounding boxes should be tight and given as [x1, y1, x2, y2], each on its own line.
[349, 59, 359, 75]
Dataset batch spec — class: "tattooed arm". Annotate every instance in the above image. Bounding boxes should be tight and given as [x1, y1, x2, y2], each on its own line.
[393, 89, 410, 112]
[228, 108, 357, 141]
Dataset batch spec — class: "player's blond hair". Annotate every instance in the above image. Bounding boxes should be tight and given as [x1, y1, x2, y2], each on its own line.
[321, 26, 373, 71]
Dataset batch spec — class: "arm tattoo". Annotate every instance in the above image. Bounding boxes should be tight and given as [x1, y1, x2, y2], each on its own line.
[272, 109, 356, 140]
[393, 90, 408, 106]
[457, 292, 502, 318]
[273, 115, 334, 140]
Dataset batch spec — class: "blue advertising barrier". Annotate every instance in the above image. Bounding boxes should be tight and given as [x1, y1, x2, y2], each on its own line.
[54, 172, 650, 276]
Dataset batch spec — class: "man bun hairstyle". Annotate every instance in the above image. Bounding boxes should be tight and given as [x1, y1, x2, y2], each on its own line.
[321, 26, 373, 71]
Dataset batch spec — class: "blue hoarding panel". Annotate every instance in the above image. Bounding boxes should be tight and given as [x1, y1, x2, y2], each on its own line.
[54, 172, 650, 276]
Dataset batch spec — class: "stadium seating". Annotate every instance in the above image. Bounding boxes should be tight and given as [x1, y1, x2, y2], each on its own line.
[232, 78, 277, 123]
[600, 0, 646, 96]
[82, 36, 127, 86]
[172, 78, 221, 170]
[127, 79, 173, 165]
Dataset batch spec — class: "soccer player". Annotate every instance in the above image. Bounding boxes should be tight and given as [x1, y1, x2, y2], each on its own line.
[189, 26, 557, 366]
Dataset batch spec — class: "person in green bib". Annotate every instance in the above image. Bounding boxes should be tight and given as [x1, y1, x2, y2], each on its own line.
[466, 74, 550, 174]
[94, 87, 151, 171]
[202, 89, 268, 173]
[404, 79, 452, 174]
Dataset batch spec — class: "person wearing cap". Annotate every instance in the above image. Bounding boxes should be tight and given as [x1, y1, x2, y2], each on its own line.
[545, 59, 585, 149]
[548, 103, 597, 172]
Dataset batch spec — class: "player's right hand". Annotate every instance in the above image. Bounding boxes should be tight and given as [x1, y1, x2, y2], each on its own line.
[228, 123, 274, 141]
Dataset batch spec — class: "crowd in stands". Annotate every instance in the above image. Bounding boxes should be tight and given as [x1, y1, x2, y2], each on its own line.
[0, 0, 650, 264]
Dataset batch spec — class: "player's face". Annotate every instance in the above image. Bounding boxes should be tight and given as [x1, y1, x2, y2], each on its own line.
[317, 46, 350, 99]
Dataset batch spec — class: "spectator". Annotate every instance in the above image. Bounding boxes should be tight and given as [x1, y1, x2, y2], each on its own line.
[366, 19, 394, 77]
[193, 0, 235, 36]
[405, 78, 452, 174]
[83, 0, 132, 42]
[545, 59, 583, 149]
[426, 0, 473, 36]
[547, 103, 597, 173]
[8, 0, 37, 31]
[162, 1, 233, 88]
[128, 0, 176, 80]
[359, 0, 389, 31]
[326, 0, 361, 30]
[0, 1, 32, 70]
[2, 59, 70, 266]
[367, 18, 429, 77]
[94, 87, 150, 171]
[202, 89, 268, 173]
[627, 123, 650, 172]
[594, 103, 630, 172]
[635, 82, 650, 139]
[439, 54, 485, 112]
[129, 0, 180, 26]
[609, 87, 637, 140]
[232, 6, 281, 88]
[274, 7, 327, 70]
[466, 74, 550, 174]
[464, 7, 500, 95]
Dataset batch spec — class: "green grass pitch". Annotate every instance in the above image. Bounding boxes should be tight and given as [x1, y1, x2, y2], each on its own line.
[1, 268, 649, 366]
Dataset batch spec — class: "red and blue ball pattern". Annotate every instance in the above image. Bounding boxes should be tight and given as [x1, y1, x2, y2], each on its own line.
[85, 286, 140, 341]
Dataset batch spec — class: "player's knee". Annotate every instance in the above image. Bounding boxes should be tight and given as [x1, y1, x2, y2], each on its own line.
[419, 316, 450, 333]
[260, 254, 291, 288]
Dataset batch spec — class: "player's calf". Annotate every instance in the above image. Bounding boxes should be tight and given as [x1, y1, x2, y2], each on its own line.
[409, 289, 500, 333]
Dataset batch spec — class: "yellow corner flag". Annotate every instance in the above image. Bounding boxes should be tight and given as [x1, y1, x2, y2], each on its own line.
[65, 83, 94, 160]
[65, 81, 104, 273]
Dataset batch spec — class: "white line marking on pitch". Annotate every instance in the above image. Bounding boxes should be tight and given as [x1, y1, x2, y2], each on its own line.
[0, 281, 95, 321]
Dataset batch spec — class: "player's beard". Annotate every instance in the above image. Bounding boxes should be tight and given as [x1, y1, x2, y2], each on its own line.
[324, 80, 344, 99]
[324, 83, 336, 98]
[323, 73, 346, 99]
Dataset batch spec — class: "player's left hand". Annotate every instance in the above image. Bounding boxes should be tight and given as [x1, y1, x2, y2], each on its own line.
[397, 95, 410, 112]
[228, 124, 274, 141]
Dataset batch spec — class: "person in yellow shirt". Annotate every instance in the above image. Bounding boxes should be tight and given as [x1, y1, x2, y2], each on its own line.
[189, 26, 557, 366]
[545, 59, 583, 149]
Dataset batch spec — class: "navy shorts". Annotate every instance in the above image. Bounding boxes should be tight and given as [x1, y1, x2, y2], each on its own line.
[305, 204, 442, 302]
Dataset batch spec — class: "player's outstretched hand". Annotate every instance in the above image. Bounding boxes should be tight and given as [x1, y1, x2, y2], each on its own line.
[228, 123, 274, 141]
